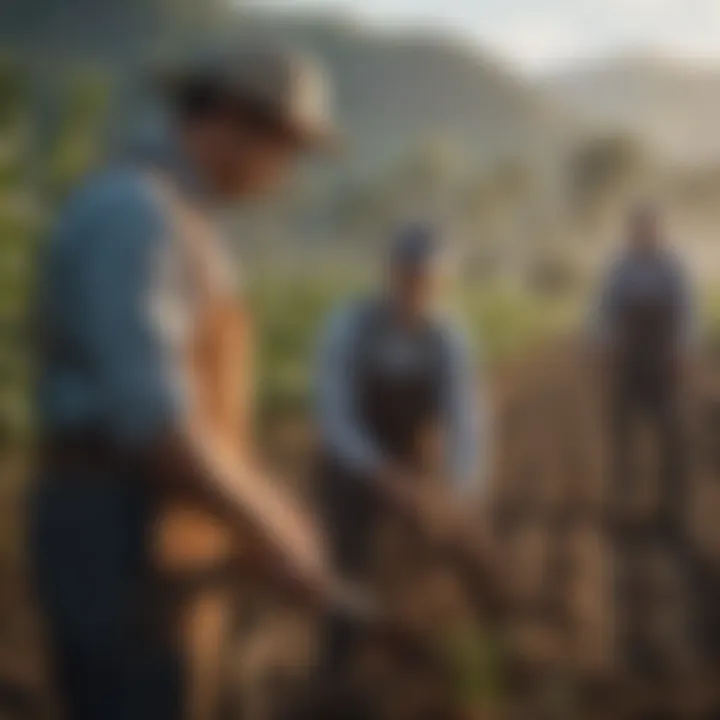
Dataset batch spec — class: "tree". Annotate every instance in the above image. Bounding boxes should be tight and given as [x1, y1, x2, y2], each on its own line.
[0, 0, 235, 60]
[0, 61, 112, 443]
[44, 69, 113, 201]
[568, 134, 650, 225]
[0, 59, 36, 442]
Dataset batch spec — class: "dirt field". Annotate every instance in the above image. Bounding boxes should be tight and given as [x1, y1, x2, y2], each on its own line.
[488, 340, 720, 719]
[3, 340, 720, 719]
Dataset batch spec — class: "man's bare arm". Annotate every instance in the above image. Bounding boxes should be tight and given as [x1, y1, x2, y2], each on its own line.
[148, 427, 332, 605]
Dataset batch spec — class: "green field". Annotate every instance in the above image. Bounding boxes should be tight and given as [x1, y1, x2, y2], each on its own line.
[251, 274, 582, 418]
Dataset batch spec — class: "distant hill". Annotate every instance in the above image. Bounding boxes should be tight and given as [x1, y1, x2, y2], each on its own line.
[0, 2, 566, 176]
[545, 55, 720, 166]
[0, 0, 229, 60]
[232, 13, 566, 175]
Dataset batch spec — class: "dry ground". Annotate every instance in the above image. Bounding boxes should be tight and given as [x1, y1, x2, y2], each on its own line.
[3, 341, 720, 718]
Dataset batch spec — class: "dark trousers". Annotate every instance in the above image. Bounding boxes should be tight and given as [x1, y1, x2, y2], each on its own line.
[28, 471, 182, 720]
[609, 371, 693, 676]
[317, 466, 382, 719]
[610, 372, 686, 530]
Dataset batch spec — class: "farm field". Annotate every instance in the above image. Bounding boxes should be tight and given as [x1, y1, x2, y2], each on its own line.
[0, 282, 719, 718]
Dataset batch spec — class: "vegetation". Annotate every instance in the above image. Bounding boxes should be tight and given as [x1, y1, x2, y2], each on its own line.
[0, 49, 717, 441]
[3, 8, 720, 718]
[0, 60, 111, 443]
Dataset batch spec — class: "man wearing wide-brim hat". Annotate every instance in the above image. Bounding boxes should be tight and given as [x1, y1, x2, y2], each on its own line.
[30, 45, 338, 720]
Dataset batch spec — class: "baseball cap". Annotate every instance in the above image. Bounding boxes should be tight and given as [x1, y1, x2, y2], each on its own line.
[390, 222, 444, 270]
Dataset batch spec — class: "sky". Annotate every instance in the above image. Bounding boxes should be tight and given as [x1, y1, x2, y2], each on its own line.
[252, 0, 720, 74]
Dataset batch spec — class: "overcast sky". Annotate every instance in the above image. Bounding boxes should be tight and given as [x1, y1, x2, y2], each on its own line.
[253, 0, 720, 73]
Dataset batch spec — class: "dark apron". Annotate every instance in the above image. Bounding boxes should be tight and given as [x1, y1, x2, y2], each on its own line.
[609, 271, 685, 498]
[608, 270, 691, 677]
[612, 275, 680, 394]
[317, 304, 446, 693]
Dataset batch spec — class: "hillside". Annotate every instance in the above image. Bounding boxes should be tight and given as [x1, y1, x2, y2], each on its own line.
[0, 2, 567, 176]
[0, 0, 230, 59]
[546, 55, 720, 166]
[233, 12, 566, 174]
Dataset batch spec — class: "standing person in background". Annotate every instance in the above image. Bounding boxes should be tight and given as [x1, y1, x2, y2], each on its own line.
[315, 224, 486, 719]
[593, 203, 695, 532]
[31, 46, 339, 720]
[591, 203, 696, 679]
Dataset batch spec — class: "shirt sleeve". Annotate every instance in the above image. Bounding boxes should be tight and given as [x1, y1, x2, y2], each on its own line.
[440, 324, 484, 496]
[673, 261, 698, 352]
[77, 175, 186, 447]
[315, 304, 386, 478]
[588, 260, 622, 349]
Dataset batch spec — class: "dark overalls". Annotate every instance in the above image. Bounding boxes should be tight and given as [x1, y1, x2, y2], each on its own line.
[318, 305, 447, 716]
[607, 266, 691, 677]
[609, 275, 685, 528]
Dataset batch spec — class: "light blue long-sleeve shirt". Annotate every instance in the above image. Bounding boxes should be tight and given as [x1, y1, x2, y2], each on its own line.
[315, 300, 487, 495]
[37, 160, 197, 447]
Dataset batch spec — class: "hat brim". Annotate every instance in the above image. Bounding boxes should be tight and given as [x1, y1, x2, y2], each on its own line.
[155, 67, 343, 156]
[285, 121, 344, 156]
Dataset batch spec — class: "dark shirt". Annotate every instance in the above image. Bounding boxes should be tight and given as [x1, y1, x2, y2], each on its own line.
[591, 247, 695, 353]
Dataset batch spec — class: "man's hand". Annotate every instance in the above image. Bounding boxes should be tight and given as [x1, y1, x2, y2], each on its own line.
[268, 535, 352, 612]
[374, 465, 425, 520]
[675, 350, 695, 390]
[151, 428, 340, 609]
[373, 466, 465, 546]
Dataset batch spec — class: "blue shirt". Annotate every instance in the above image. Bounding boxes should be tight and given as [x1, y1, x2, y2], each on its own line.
[315, 300, 487, 495]
[38, 162, 194, 447]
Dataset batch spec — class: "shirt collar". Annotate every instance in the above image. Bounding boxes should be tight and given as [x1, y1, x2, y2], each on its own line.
[625, 242, 668, 262]
[379, 294, 442, 332]
[127, 121, 210, 203]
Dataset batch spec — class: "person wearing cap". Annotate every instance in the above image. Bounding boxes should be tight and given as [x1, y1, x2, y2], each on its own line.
[591, 204, 697, 678]
[30, 47, 338, 720]
[314, 224, 485, 715]
[591, 204, 697, 679]
[591, 203, 695, 531]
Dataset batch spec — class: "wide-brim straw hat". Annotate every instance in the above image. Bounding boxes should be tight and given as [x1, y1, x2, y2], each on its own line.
[156, 45, 341, 153]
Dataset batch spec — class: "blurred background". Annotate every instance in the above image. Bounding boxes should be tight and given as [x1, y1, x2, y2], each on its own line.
[4, 1, 720, 718]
